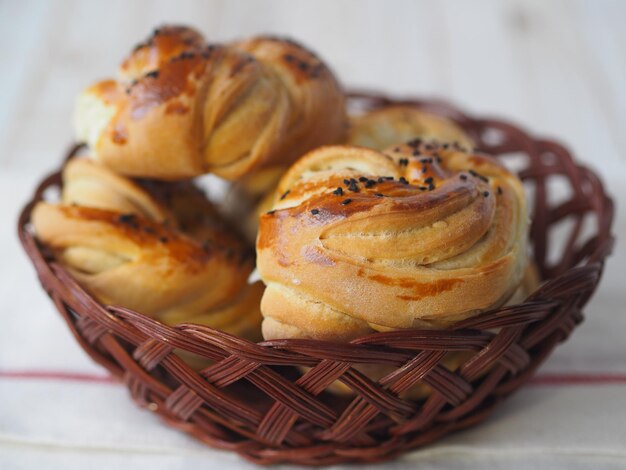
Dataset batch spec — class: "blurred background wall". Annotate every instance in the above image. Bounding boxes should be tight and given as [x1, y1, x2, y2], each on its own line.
[1, 0, 624, 183]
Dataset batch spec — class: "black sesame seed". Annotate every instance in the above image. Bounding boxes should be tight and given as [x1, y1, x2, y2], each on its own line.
[341, 198, 352, 205]
[311, 209, 319, 215]
[399, 176, 409, 184]
[309, 64, 323, 78]
[348, 179, 359, 192]
[428, 183, 435, 191]
[333, 187, 344, 196]
[483, 191, 490, 197]
[374, 193, 384, 197]
[407, 138, 422, 148]
[399, 158, 409, 166]
[460, 174, 468, 180]
[145, 70, 159, 79]
[418, 186, 428, 191]
[365, 179, 376, 188]
[202, 45, 217, 59]
[280, 189, 290, 200]
[343, 179, 350, 186]
[159, 236, 169, 243]
[497, 186, 503, 195]
[421, 166, 428, 173]
[412, 150, 421, 156]
[118, 214, 136, 223]
[469, 169, 489, 183]
[173, 51, 196, 61]
[359, 176, 368, 182]
[424, 177, 434, 184]
[266, 210, 276, 215]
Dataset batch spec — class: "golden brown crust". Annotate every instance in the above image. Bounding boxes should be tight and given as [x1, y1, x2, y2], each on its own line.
[233, 36, 348, 174]
[232, 105, 476, 245]
[62, 157, 173, 223]
[75, 26, 347, 180]
[32, 203, 242, 317]
[348, 106, 474, 151]
[119, 25, 206, 81]
[33, 159, 262, 335]
[256, 142, 529, 341]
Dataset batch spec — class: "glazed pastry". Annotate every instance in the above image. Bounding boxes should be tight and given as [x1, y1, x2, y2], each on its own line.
[61, 155, 172, 223]
[75, 25, 347, 181]
[32, 158, 262, 338]
[348, 105, 474, 151]
[257, 141, 529, 341]
[61, 157, 246, 256]
[237, 105, 477, 243]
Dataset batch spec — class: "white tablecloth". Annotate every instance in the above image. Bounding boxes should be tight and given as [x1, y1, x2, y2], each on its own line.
[1, 1, 626, 468]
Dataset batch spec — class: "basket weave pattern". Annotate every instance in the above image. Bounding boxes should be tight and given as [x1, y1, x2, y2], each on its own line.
[18, 93, 614, 465]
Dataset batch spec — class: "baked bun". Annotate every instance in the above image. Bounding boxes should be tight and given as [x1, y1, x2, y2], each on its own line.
[230, 106, 477, 243]
[257, 141, 529, 341]
[61, 156, 173, 223]
[348, 105, 474, 151]
[75, 26, 347, 181]
[32, 158, 262, 338]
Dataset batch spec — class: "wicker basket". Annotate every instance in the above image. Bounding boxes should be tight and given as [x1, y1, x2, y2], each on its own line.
[18, 92, 615, 466]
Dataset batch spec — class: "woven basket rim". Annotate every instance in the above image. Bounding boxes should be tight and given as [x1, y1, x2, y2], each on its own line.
[17, 91, 616, 466]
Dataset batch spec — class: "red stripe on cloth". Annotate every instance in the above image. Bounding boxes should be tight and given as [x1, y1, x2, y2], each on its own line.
[2, 369, 626, 386]
[0, 370, 118, 384]
[528, 373, 626, 385]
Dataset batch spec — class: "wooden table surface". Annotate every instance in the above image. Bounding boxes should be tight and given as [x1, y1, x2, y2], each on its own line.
[1, 1, 625, 469]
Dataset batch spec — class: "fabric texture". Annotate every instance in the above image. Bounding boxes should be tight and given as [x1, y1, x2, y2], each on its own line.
[2, 170, 626, 469]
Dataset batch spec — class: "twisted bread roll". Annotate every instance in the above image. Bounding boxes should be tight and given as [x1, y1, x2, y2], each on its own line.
[61, 155, 172, 223]
[32, 158, 262, 338]
[257, 141, 529, 341]
[75, 26, 347, 181]
[348, 105, 474, 151]
[235, 105, 477, 244]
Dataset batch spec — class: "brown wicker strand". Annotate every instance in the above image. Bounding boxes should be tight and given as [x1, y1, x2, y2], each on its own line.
[18, 92, 614, 465]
